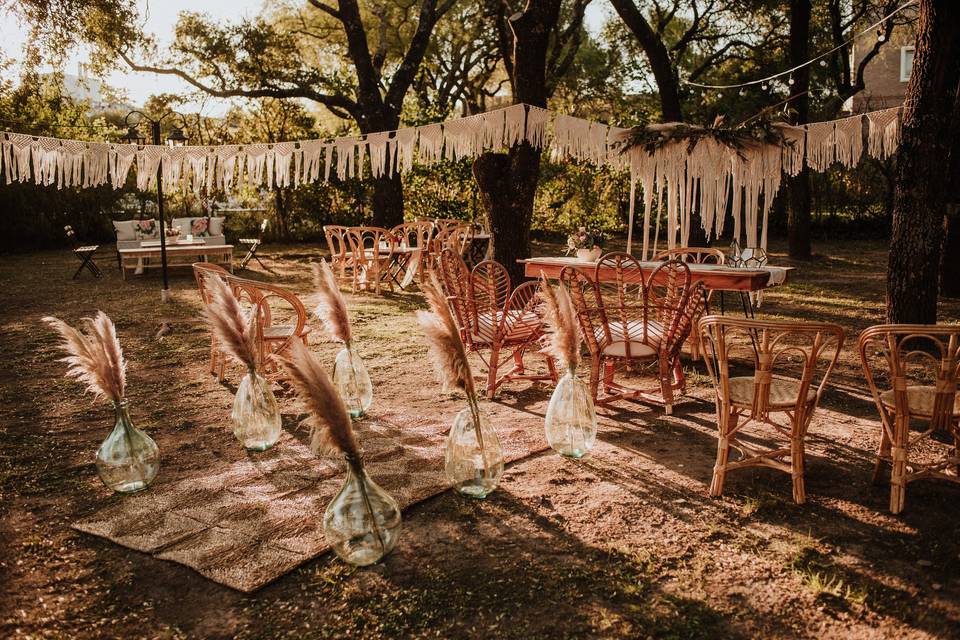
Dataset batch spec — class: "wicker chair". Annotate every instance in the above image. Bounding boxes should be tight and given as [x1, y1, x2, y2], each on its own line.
[859, 325, 960, 514]
[653, 247, 721, 360]
[434, 223, 473, 262]
[436, 248, 556, 398]
[560, 254, 706, 413]
[345, 226, 396, 294]
[699, 317, 844, 504]
[390, 221, 434, 288]
[193, 263, 311, 382]
[323, 225, 353, 283]
[653, 247, 726, 265]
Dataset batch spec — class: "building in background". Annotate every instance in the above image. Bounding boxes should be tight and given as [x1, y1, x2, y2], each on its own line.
[848, 18, 916, 112]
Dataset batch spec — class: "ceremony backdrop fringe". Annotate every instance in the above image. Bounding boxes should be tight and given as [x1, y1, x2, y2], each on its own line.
[0, 104, 902, 259]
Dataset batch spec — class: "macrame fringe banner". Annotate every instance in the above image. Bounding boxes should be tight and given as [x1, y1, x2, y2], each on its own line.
[0, 104, 904, 258]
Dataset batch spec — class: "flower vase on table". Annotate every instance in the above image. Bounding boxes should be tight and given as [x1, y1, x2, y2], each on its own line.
[567, 227, 605, 262]
[544, 369, 597, 458]
[332, 343, 373, 419]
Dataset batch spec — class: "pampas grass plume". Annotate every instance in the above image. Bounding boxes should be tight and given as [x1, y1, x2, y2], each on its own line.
[278, 340, 360, 461]
[416, 272, 475, 397]
[45, 311, 126, 403]
[539, 273, 581, 371]
[312, 260, 352, 344]
[204, 274, 258, 371]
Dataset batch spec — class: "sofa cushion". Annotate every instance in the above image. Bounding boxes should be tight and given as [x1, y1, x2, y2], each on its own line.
[113, 220, 137, 241]
[135, 218, 159, 240]
[208, 216, 224, 236]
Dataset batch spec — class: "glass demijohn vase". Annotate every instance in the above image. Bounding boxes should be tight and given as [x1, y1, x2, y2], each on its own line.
[332, 344, 373, 419]
[232, 368, 282, 451]
[445, 404, 504, 499]
[323, 459, 402, 566]
[96, 400, 161, 493]
[544, 370, 597, 458]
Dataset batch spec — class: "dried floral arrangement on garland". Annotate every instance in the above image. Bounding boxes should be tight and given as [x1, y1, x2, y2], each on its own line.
[616, 115, 795, 157]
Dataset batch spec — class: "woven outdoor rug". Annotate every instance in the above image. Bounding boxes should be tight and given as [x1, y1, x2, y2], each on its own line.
[73, 407, 549, 592]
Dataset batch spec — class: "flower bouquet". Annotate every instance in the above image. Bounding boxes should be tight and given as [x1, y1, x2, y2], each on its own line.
[566, 227, 605, 261]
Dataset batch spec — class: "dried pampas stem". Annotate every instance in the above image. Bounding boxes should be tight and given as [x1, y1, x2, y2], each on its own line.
[416, 272, 485, 451]
[204, 274, 258, 371]
[539, 274, 581, 372]
[45, 311, 126, 403]
[277, 339, 361, 465]
[312, 260, 352, 344]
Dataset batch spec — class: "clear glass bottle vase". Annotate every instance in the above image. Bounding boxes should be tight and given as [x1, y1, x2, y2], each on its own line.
[544, 370, 597, 458]
[332, 344, 372, 419]
[96, 400, 161, 493]
[232, 368, 282, 451]
[445, 401, 504, 499]
[323, 459, 402, 566]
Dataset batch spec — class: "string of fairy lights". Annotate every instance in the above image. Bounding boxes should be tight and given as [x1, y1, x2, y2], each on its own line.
[681, 0, 918, 99]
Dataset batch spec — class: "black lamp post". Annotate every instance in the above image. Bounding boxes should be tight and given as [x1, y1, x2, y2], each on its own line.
[123, 111, 188, 303]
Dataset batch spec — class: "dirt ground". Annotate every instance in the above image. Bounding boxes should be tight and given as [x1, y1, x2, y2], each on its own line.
[1, 238, 959, 639]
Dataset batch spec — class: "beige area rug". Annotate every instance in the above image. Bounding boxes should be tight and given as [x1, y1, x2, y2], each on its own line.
[73, 408, 550, 592]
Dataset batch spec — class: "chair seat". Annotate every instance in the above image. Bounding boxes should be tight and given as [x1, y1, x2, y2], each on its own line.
[239, 238, 259, 245]
[880, 386, 960, 418]
[471, 310, 539, 343]
[723, 375, 816, 409]
[602, 340, 657, 359]
[262, 324, 311, 340]
[75, 245, 99, 252]
[594, 320, 664, 346]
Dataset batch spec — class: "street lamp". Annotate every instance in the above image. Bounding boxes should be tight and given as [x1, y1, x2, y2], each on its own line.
[123, 110, 188, 303]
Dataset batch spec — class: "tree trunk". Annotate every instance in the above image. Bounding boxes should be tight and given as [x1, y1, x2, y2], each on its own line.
[942, 205, 960, 297]
[370, 173, 405, 228]
[473, 146, 539, 285]
[472, 0, 560, 285]
[886, 0, 960, 323]
[272, 186, 290, 239]
[787, 0, 813, 259]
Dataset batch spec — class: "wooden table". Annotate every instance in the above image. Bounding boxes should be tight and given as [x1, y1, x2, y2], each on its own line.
[119, 243, 233, 279]
[521, 256, 792, 293]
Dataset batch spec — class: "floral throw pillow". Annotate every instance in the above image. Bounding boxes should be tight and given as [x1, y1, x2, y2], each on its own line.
[135, 219, 158, 240]
[190, 217, 211, 237]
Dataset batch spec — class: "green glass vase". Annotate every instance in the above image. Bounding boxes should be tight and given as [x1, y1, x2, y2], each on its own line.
[96, 400, 160, 493]
[323, 461, 402, 566]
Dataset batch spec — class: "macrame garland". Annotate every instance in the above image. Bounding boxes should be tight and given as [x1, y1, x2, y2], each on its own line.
[394, 128, 417, 174]
[805, 121, 836, 171]
[867, 107, 902, 160]
[778, 125, 806, 177]
[366, 132, 390, 178]
[524, 106, 551, 149]
[417, 123, 444, 166]
[111, 145, 136, 189]
[215, 146, 241, 193]
[273, 142, 295, 188]
[300, 140, 324, 185]
[482, 109, 506, 150]
[135, 147, 163, 191]
[335, 138, 356, 180]
[833, 115, 864, 168]
[503, 104, 526, 147]
[324, 144, 333, 181]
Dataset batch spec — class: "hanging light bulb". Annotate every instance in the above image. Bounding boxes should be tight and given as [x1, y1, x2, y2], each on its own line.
[761, 83, 768, 91]
[788, 76, 795, 86]
[819, 59, 828, 67]
[877, 29, 886, 42]
[717, 91, 723, 98]
[738, 88, 746, 96]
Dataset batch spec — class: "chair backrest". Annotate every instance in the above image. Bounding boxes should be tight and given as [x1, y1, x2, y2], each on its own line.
[699, 316, 845, 419]
[436, 248, 475, 344]
[192, 262, 232, 305]
[435, 223, 473, 257]
[560, 266, 605, 359]
[469, 260, 511, 344]
[859, 324, 960, 433]
[654, 247, 725, 265]
[391, 221, 434, 249]
[593, 252, 650, 354]
[646, 259, 692, 330]
[346, 226, 395, 270]
[323, 225, 351, 260]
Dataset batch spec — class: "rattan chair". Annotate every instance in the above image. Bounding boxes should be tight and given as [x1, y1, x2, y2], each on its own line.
[345, 226, 396, 294]
[561, 254, 705, 413]
[859, 325, 960, 514]
[434, 223, 473, 261]
[390, 221, 434, 288]
[323, 225, 353, 283]
[437, 248, 556, 398]
[652, 247, 722, 360]
[699, 317, 844, 504]
[193, 263, 311, 382]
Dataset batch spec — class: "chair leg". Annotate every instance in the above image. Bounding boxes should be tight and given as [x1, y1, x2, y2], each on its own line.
[486, 346, 500, 399]
[790, 419, 807, 504]
[603, 360, 615, 393]
[545, 355, 558, 383]
[589, 355, 600, 401]
[872, 421, 893, 485]
[889, 416, 909, 514]
[513, 350, 525, 375]
[659, 359, 675, 415]
[710, 407, 737, 497]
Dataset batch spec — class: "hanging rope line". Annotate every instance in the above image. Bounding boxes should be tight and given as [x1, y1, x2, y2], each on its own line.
[681, 0, 917, 90]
